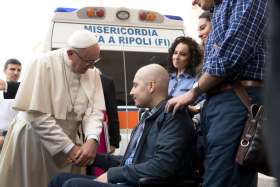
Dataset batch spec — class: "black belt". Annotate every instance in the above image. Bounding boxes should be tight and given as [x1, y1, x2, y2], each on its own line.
[207, 80, 263, 97]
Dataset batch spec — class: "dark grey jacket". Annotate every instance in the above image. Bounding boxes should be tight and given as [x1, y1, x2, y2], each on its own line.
[94, 101, 195, 185]
[100, 74, 121, 148]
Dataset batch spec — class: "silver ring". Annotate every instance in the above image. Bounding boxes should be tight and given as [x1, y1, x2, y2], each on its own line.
[88, 160, 94, 165]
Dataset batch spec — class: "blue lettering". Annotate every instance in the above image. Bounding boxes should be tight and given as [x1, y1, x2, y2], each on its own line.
[165, 39, 170, 47]
[143, 38, 152, 45]
[129, 37, 135, 44]
[141, 29, 147, 36]
[120, 28, 127, 35]
[103, 26, 109, 34]
[155, 38, 163, 46]
[135, 38, 142, 45]
[108, 36, 115, 44]
[96, 26, 103, 33]
[127, 28, 134, 35]
[135, 29, 141, 36]
[84, 25, 93, 32]
[111, 27, 117, 34]
[119, 37, 125, 44]
[98, 36, 105, 43]
[151, 30, 158, 36]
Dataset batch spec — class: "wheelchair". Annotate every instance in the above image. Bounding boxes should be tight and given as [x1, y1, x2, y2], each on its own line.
[137, 176, 202, 187]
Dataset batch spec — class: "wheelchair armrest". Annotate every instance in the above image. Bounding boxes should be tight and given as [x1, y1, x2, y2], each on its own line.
[138, 176, 201, 186]
[138, 177, 171, 184]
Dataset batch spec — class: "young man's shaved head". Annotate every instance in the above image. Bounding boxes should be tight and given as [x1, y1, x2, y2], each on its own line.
[135, 64, 169, 95]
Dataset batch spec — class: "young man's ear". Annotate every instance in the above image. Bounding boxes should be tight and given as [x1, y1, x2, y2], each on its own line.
[148, 81, 156, 93]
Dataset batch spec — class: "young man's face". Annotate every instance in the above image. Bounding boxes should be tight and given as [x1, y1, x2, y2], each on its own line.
[130, 76, 152, 108]
[192, 0, 214, 10]
[4, 64, 21, 82]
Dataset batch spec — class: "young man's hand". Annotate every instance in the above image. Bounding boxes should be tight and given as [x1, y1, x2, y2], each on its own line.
[95, 172, 108, 183]
[75, 139, 98, 167]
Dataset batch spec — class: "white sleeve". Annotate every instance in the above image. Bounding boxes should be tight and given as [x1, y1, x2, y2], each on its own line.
[27, 111, 74, 156]
[82, 81, 105, 142]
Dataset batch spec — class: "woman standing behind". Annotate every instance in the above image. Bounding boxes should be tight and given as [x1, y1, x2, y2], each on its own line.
[168, 36, 202, 98]
[198, 11, 212, 47]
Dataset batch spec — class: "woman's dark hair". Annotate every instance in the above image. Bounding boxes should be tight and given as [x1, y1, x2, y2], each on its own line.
[199, 11, 212, 22]
[167, 36, 202, 77]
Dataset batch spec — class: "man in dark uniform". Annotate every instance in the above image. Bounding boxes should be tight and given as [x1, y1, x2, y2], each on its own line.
[1, 58, 21, 98]
[264, 0, 280, 183]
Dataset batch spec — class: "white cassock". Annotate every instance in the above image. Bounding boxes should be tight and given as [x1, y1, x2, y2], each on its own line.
[0, 49, 105, 187]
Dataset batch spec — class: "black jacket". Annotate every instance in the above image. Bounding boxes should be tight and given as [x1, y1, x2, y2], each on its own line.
[94, 101, 195, 185]
[3, 82, 20, 99]
[100, 74, 121, 148]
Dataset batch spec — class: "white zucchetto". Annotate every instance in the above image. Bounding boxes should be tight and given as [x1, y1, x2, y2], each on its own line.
[67, 29, 98, 48]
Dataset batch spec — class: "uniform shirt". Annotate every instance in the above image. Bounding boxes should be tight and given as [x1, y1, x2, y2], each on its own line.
[168, 72, 196, 97]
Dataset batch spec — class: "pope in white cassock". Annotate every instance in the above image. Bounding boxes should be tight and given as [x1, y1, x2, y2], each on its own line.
[0, 30, 106, 187]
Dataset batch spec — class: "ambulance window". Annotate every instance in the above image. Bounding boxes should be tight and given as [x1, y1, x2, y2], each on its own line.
[96, 51, 126, 105]
[125, 52, 168, 105]
[86, 50, 168, 106]
[96, 51, 168, 105]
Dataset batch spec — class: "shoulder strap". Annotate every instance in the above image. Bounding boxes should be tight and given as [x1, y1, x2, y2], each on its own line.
[233, 82, 251, 111]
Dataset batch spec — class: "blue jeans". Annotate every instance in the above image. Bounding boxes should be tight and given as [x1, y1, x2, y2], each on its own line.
[49, 173, 133, 187]
[201, 88, 261, 187]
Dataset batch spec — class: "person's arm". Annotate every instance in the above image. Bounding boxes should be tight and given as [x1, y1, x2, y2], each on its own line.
[107, 112, 194, 185]
[76, 76, 105, 166]
[27, 111, 76, 156]
[93, 153, 123, 171]
[166, 1, 268, 114]
[166, 73, 222, 114]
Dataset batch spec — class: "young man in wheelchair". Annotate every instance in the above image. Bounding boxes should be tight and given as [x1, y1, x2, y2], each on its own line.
[49, 64, 196, 187]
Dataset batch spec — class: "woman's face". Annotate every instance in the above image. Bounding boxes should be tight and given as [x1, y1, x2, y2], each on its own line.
[198, 18, 212, 46]
[172, 43, 190, 73]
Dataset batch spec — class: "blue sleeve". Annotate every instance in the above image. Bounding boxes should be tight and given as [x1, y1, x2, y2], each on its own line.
[204, 0, 268, 78]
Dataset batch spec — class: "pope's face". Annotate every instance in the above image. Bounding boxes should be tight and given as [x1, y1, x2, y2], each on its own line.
[192, 0, 214, 10]
[68, 44, 101, 74]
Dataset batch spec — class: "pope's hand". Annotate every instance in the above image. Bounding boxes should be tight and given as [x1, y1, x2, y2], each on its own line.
[67, 145, 82, 164]
[75, 139, 98, 167]
[0, 80, 6, 91]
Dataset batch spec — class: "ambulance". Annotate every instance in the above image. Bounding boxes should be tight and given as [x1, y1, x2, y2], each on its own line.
[44, 6, 185, 153]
